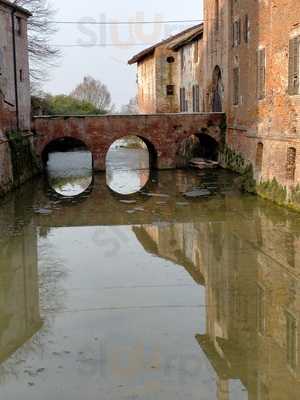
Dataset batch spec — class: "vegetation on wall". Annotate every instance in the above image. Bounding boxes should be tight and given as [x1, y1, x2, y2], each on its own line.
[7, 131, 40, 187]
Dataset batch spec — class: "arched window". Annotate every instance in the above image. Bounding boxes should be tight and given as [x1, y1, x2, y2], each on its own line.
[286, 147, 296, 181]
[256, 142, 264, 172]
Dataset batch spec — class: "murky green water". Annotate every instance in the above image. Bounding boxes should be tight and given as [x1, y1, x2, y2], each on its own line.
[0, 150, 300, 399]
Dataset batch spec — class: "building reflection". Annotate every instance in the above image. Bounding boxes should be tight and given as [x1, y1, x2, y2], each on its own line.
[0, 223, 42, 366]
[133, 201, 300, 399]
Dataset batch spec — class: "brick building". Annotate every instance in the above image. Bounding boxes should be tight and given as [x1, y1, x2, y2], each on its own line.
[0, 0, 31, 195]
[0, 0, 31, 133]
[204, 0, 300, 206]
[128, 24, 204, 114]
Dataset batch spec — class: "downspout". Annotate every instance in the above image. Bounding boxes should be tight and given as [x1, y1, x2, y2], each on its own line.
[11, 9, 20, 131]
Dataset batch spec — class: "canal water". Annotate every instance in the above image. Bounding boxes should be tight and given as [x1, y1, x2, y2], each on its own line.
[0, 149, 300, 399]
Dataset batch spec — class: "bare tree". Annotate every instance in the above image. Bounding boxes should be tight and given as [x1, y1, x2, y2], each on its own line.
[120, 96, 139, 114]
[14, 0, 60, 86]
[70, 76, 112, 112]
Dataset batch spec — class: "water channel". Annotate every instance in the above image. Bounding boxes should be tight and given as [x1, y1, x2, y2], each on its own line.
[0, 146, 300, 399]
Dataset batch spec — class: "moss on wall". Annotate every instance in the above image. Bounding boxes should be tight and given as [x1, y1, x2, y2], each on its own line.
[7, 131, 40, 189]
[257, 179, 288, 205]
[220, 144, 300, 211]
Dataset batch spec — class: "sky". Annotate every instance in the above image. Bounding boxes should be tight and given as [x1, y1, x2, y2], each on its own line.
[44, 0, 204, 109]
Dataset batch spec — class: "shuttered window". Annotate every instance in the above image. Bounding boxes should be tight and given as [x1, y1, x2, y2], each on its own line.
[257, 48, 266, 100]
[286, 312, 297, 370]
[289, 37, 300, 95]
[256, 143, 264, 172]
[192, 85, 200, 112]
[286, 147, 296, 181]
[180, 88, 187, 112]
[233, 67, 240, 105]
[244, 14, 249, 43]
[232, 19, 241, 47]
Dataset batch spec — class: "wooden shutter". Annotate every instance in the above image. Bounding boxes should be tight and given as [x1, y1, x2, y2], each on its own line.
[233, 68, 239, 105]
[244, 14, 249, 43]
[289, 38, 299, 95]
[237, 19, 241, 45]
[257, 48, 266, 99]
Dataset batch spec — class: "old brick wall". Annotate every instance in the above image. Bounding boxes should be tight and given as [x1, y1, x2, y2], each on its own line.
[203, 0, 230, 114]
[0, 2, 31, 133]
[33, 113, 225, 171]
[154, 46, 180, 113]
[137, 54, 156, 113]
[203, 0, 300, 207]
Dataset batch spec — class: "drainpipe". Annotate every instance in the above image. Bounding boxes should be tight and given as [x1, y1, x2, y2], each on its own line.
[11, 9, 20, 131]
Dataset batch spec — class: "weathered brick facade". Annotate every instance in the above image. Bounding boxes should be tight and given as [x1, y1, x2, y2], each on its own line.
[204, 0, 300, 208]
[129, 24, 204, 114]
[0, 0, 31, 195]
[0, 0, 31, 133]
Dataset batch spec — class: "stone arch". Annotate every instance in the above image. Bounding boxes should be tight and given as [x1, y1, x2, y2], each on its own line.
[105, 135, 158, 170]
[212, 66, 223, 112]
[41, 137, 91, 165]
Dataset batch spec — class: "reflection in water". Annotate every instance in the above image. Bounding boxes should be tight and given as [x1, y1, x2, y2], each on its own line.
[106, 136, 150, 195]
[0, 169, 300, 399]
[46, 151, 93, 196]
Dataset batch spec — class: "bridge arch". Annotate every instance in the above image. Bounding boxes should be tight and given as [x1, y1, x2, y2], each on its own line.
[41, 136, 92, 166]
[197, 133, 219, 161]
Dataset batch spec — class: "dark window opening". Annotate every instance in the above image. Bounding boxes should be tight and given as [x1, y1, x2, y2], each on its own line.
[166, 85, 175, 96]
[244, 14, 249, 43]
[19, 69, 23, 82]
[16, 16, 22, 36]
[167, 56, 175, 64]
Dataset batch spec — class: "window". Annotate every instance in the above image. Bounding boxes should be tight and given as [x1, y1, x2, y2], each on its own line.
[192, 85, 200, 112]
[257, 48, 266, 99]
[232, 19, 241, 47]
[194, 41, 199, 63]
[286, 147, 296, 181]
[166, 85, 175, 96]
[180, 48, 185, 71]
[257, 285, 265, 335]
[286, 312, 297, 370]
[16, 16, 22, 36]
[256, 142, 264, 172]
[244, 14, 249, 43]
[180, 88, 188, 112]
[289, 36, 300, 95]
[233, 67, 240, 105]
[19, 69, 23, 82]
[215, 0, 220, 32]
[166, 56, 175, 64]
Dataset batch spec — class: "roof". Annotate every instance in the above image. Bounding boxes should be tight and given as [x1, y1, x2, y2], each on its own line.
[0, 0, 32, 16]
[128, 23, 203, 65]
[168, 23, 203, 51]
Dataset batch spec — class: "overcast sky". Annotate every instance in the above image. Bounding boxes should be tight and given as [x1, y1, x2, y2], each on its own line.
[44, 0, 204, 109]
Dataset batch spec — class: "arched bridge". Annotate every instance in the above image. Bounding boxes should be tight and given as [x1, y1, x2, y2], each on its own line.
[33, 113, 225, 170]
